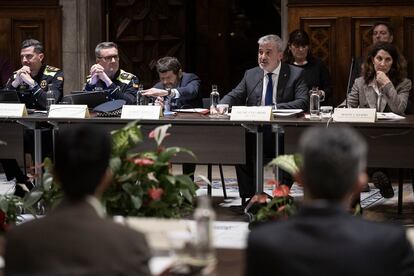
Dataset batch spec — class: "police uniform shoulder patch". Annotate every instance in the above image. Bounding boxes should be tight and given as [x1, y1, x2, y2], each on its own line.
[117, 70, 136, 84]
[40, 80, 48, 89]
[45, 65, 61, 72]
[44, 65, 61, 77]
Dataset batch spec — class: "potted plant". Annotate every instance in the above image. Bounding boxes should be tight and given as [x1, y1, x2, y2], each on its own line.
[248, 154, 302, 228]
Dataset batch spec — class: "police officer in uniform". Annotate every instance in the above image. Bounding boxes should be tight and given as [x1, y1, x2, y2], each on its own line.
[2, 39, 62, 195]
[6, 39, 63, 110]
[84, 42, 139, 104]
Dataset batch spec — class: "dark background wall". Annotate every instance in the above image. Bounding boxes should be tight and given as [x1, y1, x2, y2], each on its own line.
[1, 0, 414, 107]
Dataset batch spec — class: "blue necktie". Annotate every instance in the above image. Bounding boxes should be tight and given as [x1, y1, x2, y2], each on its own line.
[265, 73, 273, 106]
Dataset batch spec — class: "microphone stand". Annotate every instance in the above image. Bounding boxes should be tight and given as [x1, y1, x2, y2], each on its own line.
[345, 57, 355, 108]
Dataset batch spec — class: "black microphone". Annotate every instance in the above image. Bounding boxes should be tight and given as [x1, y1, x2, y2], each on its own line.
[345, 57, 355, 108]
[245, 79, 263, 106]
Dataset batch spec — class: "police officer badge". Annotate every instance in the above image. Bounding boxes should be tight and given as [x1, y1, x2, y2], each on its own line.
[40, 80, 48, 89]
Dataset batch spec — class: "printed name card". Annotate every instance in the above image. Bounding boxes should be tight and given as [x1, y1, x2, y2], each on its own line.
[332, 108, 376, 123]
[0, 103, 28, 117]
[230, 106, 273, 121]
[48, 104, 90, 118]
[121, 105, 162, 120]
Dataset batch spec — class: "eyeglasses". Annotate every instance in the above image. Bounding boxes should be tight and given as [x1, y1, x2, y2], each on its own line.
[98, 55, 119, 62]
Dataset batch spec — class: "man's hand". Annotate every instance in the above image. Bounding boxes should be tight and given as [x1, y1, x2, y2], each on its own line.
[154, 96, 164, 108]
[89, 64, 113, 86]
[17, 66, 35, 87]
[141, 88, 168, 97]
[12, 66, 32, 87]
[376, 71, 391, 88]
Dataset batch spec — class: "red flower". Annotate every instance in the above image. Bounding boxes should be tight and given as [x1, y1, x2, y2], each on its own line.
[272, 184, 290, 197]
[148, 187, 164, 201]
[0, 210, 7, 232]
[148, 130, 156, 139]
[267, 179, 280, 186]
[132, 158, 154, 166]
[251, 194, 268, 204]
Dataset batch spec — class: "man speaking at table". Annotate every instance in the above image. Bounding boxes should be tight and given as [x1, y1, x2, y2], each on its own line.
[220, 34, 309, 202]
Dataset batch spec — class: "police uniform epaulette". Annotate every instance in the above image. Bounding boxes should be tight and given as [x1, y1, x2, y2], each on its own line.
[119, 70, 135, 81]
[45, 65, 61, 72]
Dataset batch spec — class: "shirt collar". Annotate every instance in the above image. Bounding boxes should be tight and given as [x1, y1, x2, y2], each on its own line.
[86, 195, 106, 218]
[263, 62, 281, 76]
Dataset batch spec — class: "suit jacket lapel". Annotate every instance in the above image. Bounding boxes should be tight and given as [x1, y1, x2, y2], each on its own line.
[277, 63, 290, 101]
[365, 85, 385, 110]
[252, 68, 264, 105]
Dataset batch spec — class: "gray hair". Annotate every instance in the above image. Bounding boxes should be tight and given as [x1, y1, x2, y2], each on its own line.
[258, 34, 284, 52]
[21, 39, 44, 53]
[299, 126, 367, 201]
[95, 42, 118, 58]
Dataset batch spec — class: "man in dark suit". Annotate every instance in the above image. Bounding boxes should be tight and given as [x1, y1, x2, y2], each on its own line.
[246, 126, 414, 276]
[220, 34, 309, 200]
[5, 125, 151, 275]
[142, 56, 201, 178]
[142, 56, 202, 109]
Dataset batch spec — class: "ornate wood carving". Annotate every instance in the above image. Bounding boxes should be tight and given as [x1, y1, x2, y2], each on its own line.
[288, 3, 414, 106]
[0, 6, 61, 71]
[106, 0, 187, 88]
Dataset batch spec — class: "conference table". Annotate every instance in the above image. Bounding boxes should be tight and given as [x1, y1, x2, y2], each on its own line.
[2, 112, 414, 211]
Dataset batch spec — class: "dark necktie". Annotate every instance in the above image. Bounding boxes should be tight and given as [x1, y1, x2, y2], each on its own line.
[265, 72, 273, 106]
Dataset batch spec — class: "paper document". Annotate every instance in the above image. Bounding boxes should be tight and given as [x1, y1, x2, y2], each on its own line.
[273, 109, 303, 117]
[376, 112, 405, 120]
[174, 108, 209, 114]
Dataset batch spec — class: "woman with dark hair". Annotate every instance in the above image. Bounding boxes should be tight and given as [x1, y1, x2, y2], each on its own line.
[283, 29, 331, 102]
[348, 41, 411, 115]
[348, 41, 412, 199]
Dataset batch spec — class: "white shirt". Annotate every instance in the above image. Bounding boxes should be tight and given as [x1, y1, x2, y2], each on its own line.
[261, 63, 281, 106]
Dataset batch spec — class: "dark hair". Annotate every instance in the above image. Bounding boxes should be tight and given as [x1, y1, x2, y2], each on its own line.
[283, 29, 312, 64]
[362, 41, 406, 86]
[299, 126, 367, 201]
[21, 39, 44, 54]
[95, 42, 118, 58]
[155, 56, 181, 75]
[369, 21, 394, 38]
[54, 124, 112, 201]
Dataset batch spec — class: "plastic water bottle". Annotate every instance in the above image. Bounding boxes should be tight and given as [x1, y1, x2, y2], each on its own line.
[309, 86, 320, 120]
[46, 84, 55, 111]
[210, 84, 219, 114]
[193, 196, 216, 266]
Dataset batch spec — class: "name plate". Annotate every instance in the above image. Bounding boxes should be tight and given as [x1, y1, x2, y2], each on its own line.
[48, 104, 90, 118]
[230, 106, 273, 121]
[0, 103, 27, 117]
[332, 108, 376, 123]
[121, 105, 162, 120]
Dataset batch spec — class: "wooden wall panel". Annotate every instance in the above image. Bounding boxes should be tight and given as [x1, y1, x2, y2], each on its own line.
[288, 3, 414, 107]
[105, 0, 188, 89]
[0, 6, 62, 72]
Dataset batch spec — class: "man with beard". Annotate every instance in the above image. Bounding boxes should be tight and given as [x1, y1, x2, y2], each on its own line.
[220, 34, 309, 202]
[84, 42, 139, 104]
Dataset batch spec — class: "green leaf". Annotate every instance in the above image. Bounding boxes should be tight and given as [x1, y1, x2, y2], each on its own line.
[150, 124, 171, 146]
[267, 154, 302, 176]
[110, 157, 122, 172]
[23, 191, 43, 208]
[158, 147, 195, 163]
[165, 175, 176, 185]
[130, 195, 142, 209]
[0, 197, 9, 212]
[180, 189, 193, 203]
[42, 172, 54, 191]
